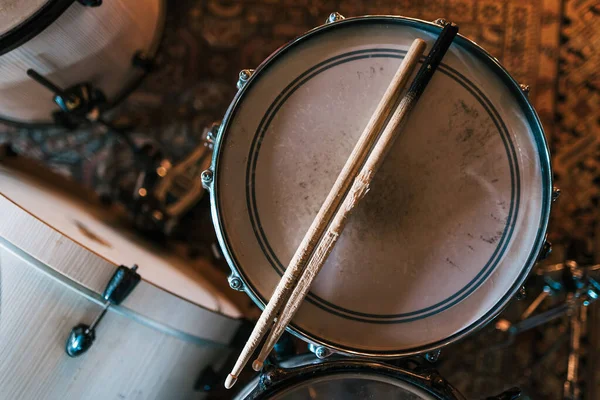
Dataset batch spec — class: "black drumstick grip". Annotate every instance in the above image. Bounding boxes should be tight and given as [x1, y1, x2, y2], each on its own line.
[406, 22, 459, 100]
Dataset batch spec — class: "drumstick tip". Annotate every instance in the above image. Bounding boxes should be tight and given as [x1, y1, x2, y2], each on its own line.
[252, 360, 264, 371]
[224, 374, 237, 389]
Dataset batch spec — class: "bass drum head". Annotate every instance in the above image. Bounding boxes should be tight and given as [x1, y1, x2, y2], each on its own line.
[212, 16, 551, 355]
[235, 356, 459, 400]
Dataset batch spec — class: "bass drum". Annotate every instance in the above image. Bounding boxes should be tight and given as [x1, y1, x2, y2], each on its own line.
[0, 161, 243, 399]
[208, 15, 553, 357]
[235, 354, 464, 400]
[0, 0, 164, 123]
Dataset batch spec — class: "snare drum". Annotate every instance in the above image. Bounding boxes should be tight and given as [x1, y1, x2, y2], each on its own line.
[0, 163, 243, 399]
[206, 15, 553, 357]
[0, 0, 164, 123]
[235, 354, 464, 400]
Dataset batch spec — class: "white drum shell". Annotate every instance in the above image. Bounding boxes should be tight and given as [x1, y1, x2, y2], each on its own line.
[0, 0, 162, 122]
[0, 167, 243, 399]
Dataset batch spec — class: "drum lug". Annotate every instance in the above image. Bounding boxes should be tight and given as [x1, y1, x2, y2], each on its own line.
[537, 237, 552, 261]
[237, 69, 255, 90]
[205, 121, 221, 148]
[519, 84, 530, 96]
[65, 264, 141, 357]
[308, 343, 332, 359]
[325, 12, 345, 24]
[552, 186, 561, 202]
[201, 169, 214, 189]
[78, 0, 102, 6]
[515, 286, 527, 300]
[228, 274, 245, 291]
[433, 18, 450, 26]
[424, 349, 441, 363]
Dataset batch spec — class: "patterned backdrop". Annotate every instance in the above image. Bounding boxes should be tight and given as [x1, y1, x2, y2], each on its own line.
[1, 0, 599, 399]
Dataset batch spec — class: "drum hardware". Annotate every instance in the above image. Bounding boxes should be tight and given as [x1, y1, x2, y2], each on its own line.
[308, 343, 333, 359]
[236, 353, 523, 400]
[116, 134, 213, 239]
[326, 12, 345, 24]
[519, 84, 530, 96]
[237, 70, 256, 90]
[77, 0, 102, 7]
[65, 264, 141, 357]
[492, 258, 598, 400]
[424, 349, 442, 363]
[553, 186, 562, 202]
[515, 285, 527, 300]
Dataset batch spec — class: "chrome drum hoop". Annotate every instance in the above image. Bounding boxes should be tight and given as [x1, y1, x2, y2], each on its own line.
[235, 355, 464, 400]
[207, 15, 553, 358]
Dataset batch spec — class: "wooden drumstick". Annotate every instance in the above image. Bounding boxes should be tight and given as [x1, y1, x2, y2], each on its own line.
[253, 23, 459, 370]
[224, 38, 427, 389]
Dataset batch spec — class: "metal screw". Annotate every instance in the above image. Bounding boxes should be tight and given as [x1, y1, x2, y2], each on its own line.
[425, 349, 441, 363]
[519, 84, 530, 96]
[516, 286, 526, 300]
[326, 12, 345, 24]
[315, 346, 330, 359]
[201, 169, 213, 184]
[552, 186, 561, 202]
[228, 276, 244, 291]
[237, 69, 254, 90]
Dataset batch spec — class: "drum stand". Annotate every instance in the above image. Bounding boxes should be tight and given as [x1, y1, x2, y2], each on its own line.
[494, 261, 600, 400]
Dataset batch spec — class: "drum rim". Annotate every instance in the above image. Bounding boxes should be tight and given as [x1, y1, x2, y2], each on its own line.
[238, 356, 463, 400]
[208, 15, 553, 357]
[0, 0, 76, 56]
[0, 0, 167, 126]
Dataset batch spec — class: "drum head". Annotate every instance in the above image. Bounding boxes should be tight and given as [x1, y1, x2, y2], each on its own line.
[0, 164, 240, 318]
[212, 17, 551, 355]
[0, 0, 51, 36]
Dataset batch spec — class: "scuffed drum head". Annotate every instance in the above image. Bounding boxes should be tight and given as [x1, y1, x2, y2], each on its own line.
[212, 17, 551, 355]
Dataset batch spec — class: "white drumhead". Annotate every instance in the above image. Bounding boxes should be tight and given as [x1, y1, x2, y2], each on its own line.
[213, 17, 551, 354]
[0, 0, 49, 36]
[0, 165, 241, 318]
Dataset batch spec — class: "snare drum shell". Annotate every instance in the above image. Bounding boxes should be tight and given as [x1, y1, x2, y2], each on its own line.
[0, 0, 163, 123]
[0, 180, 242, 398]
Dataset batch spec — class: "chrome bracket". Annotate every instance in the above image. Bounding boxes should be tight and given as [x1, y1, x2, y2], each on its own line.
[538, 237, 553, 261]
[519, 84, 530, 96]
[433, 18, 449, 26]
[308, 343, 332, 359]
[65, 264, 141, 357]
[552, 186, 561, 202]
[516, 286, 527, 300]
[228, 274, 245, 291]
[201, 169, 214, 189]
[205, 121, 220, 148]
[237, 69, 254, 90]
[326, 12, 345, 24]
[425, 349, 441, 363]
